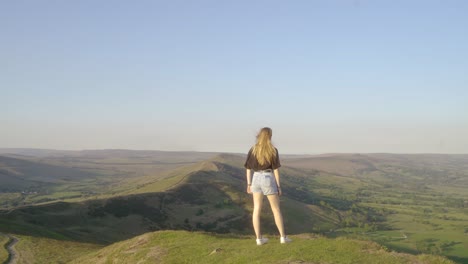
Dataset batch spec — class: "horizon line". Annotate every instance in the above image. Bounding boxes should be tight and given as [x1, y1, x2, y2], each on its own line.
[0, 147, 467, 156]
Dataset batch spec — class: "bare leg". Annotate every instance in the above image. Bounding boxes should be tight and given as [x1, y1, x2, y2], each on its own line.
[252, 192, 264, 239]
[266, 194, 285, 237]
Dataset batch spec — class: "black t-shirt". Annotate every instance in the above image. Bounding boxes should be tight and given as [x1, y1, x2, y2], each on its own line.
[244, 147, 281, 171]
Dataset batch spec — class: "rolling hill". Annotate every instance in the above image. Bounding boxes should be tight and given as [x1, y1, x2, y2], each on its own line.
[0, 150, 217, 208]
[0, 150, 467, 263]
[0, 154, 348, 245]
[0, 155, 99, 190]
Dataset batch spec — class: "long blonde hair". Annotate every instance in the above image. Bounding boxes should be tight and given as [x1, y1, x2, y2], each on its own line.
[252, 127, 277, 165]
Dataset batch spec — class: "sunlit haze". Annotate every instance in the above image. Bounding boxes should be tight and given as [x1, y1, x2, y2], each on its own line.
[2, 1, 467, 154]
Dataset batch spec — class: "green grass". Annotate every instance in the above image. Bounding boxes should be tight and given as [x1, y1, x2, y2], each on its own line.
[0, 233, 9, 263]
[0, 219, 69, 241]
[124, 170, 189, 194]
[25, 191, 84, 202]
[0, 193, 22, 206]
[280, 198, 338, 232]
[71, 230, 454, 264]
[350, 200, 468, 262]
[14, 234, 102, 264]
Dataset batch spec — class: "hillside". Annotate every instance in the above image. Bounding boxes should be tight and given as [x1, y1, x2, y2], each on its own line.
[0, 158, 249, 244]
[1, 151, 467, 262]
[0, 154, 349, 244]
[282, 154, 468, 263]
[0, 150, 217, 208]
[0, 233, 8, 263]
[0, 155, 99, 190]
[70, 230, 453, 264]
[0, 148, 217, 161]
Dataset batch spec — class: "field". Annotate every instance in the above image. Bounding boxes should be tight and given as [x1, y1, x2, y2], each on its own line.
[282, 154, 468, 263]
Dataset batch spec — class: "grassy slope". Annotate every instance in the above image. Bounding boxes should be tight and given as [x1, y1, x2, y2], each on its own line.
[0, 155, 99, 186]
[0, 151, 217, 209]
[282, 154, 468, 263]
[0, 159, 247, 244]
[13, 234, 101, 264]
[120, 160, 219, 195]
[0, 233, 9, 263]
[70, 230, 453, 264]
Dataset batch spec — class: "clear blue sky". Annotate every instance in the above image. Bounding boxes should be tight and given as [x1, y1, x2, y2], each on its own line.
[2, 0, 467, 153]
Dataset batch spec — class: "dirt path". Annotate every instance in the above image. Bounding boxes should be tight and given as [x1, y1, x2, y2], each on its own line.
[1, 233, 19, 264]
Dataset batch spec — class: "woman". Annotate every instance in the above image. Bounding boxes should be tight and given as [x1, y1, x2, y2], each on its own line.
[244, 127, 291, 245]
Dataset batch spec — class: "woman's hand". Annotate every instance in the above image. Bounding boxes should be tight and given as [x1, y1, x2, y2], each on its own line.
[247, 185, 252, 194]
[274, 169, 282, 196]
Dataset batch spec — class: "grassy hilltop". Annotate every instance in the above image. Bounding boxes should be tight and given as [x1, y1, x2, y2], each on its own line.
[2, 230, 453, 264]
[70, 230, 453, 264]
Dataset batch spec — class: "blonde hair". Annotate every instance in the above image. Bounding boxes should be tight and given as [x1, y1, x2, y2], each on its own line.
[252, 127, 277, 165]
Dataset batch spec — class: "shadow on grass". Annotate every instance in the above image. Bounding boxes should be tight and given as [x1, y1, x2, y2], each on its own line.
[446, 256, 468, 264]
[380, 241, 468, 264]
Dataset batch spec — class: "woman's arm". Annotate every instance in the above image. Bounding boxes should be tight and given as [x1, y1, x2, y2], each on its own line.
[246, 169, 252, 194]
[273, 169, 282, 196]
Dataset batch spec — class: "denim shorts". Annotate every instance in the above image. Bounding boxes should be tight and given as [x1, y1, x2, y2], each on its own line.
[251, 171, 278, 195]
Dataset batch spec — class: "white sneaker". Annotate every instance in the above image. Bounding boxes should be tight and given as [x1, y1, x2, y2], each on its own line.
[256, 237, 269, 245]
[280, 236, 292, 244]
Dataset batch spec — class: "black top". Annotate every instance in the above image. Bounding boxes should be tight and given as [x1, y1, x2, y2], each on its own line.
[244, 147, 281, 171]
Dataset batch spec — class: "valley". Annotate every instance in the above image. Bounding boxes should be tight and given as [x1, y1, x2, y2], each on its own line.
[0, 149, 467, 263]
